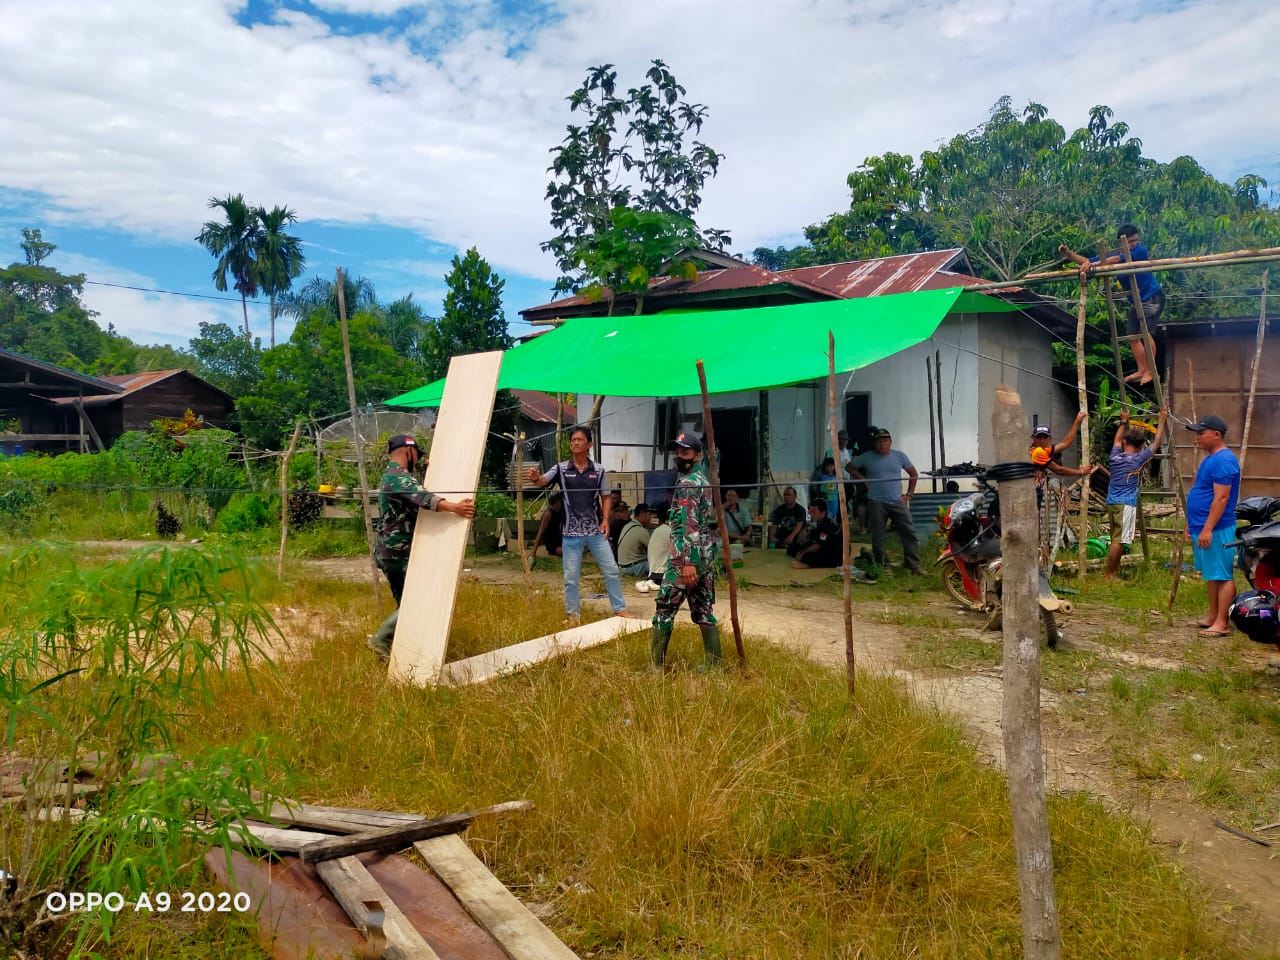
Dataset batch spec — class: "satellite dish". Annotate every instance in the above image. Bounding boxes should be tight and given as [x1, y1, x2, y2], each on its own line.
[317, 409, 435, 462]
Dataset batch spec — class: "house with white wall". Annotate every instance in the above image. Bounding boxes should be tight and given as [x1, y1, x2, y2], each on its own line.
[519, 250, 1087, 507]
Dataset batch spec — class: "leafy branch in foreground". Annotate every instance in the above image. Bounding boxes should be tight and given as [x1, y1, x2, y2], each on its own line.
[0, 544, 283, 957]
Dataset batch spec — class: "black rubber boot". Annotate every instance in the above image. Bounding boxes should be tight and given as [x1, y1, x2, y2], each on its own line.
[650, 624, 672, 668]
[698, 624, 723, 669]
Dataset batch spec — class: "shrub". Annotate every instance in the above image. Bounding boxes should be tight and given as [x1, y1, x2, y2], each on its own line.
[217, 493, 277, 534]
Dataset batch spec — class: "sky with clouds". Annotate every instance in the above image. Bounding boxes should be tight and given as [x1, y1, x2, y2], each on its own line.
[1, 0, 1276, 349]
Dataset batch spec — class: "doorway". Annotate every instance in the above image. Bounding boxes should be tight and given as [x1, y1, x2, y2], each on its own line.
[711, 407, 759, 494]
[844, 392, 872, 453]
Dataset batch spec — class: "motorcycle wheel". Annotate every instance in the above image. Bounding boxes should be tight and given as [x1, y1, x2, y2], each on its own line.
[942, 562, 986, 612]
[1041, 609, 1060, 649]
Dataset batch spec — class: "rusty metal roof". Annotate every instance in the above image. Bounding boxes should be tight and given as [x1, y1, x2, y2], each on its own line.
[519, 249, 986, 321]
[512, 389, 577, 424]
[49, 369, 234, 407]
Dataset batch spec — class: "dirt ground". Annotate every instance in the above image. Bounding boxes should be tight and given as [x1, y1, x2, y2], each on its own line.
[302, 552, 1280, 948]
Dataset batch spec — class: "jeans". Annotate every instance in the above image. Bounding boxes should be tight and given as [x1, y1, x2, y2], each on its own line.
[561, 533, 627, 616]
[868, 498, 921, 571]
[620, 559, 649, 577]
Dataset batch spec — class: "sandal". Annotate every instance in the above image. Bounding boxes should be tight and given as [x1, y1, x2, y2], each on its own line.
[1199, 628, 1230, 638]
[1185, 619, 1212, 628]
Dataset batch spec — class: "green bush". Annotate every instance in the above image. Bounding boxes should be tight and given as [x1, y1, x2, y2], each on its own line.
[217, 493, 277, 533]
[475, 491, 517, 518]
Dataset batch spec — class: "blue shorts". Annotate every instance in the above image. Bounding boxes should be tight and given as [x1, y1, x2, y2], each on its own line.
[1192, 526, 1236, 582]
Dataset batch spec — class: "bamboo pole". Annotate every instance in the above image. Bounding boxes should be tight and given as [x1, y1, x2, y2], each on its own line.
[1075, 277, 1091, 583]
[963, 246, 1280, 293]
[1239, 270, 1269, 476]
[277, 421, 303, 580]
[827, 332, 855, 697]
[336, 268, 381, 608]
[926, 357, 938, 493]
[512, 431, 534, 601]
[934, 348, 947, 473]
[993, 385, 1062, 960]
[695, 360, 745, 668]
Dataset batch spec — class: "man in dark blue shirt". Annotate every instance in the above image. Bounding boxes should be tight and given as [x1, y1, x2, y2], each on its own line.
[1060, 225, 1164, 385]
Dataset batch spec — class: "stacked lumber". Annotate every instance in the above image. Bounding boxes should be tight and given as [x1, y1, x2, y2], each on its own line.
[210, 797, 579, 960]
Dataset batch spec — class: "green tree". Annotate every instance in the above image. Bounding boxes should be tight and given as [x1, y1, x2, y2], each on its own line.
[575, 207, 702, 315]
[427, 248, 515, 482]
[276, 272, 378, 324]
[189, 321, 263, 397]
[253, 205, 306, 349]
[0, 229, 105, 368]
[543, 60, 728, 298]
[196, 195, 262, 338]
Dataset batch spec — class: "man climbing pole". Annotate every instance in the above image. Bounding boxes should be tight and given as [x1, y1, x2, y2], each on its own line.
[650, 433, 721, 671]
[1059, 224, 1165, 385]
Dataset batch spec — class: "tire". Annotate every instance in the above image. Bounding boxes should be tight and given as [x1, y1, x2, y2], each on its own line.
[1041, 609, 1060, 649]
[942, 562, 986, 612]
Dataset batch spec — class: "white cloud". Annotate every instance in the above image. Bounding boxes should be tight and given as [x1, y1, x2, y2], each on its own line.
[0, 0, 1276, 293]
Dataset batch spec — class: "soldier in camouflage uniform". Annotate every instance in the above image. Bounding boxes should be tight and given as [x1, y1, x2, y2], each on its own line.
[651, 433, 722, 669]
[367, 434, 475, 658]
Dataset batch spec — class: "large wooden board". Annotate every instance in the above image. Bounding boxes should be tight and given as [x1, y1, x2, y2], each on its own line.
[416, 834, 579, 960]
[440, 616, 648, 686]
[390, 351, 503, 685]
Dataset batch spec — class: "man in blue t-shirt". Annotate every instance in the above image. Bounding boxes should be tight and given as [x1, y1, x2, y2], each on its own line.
[848, 427, 921, 574]
[1060, 225, 1164, 386]
[1183, 415, 1240, 637]
[1105, 407, 1167, 580]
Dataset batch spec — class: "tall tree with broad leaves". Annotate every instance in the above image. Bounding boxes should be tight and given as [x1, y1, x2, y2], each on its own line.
[276, 272, 378, 324]
[196, 195, 263, 338]
[0, 229, 105, 368]
[426, 247, 515, 483]
[543, 59, 728, 299]
[253, 205, 306, 348]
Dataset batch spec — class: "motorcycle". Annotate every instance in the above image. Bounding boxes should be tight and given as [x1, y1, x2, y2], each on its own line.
[937, 473, 1071, 647]
[1225, 495, 1280, 651]
[1232, 495, 1280, 592]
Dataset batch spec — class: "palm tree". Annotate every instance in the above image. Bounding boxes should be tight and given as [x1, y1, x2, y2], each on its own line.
[277, 272, 378, 323]
[253, 205, 306, 347]
[196, 195, 262, 337]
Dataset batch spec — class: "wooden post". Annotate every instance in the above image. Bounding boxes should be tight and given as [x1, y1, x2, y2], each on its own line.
[512, 431, 534, 600]
[993, 384, 1062, 960]
[336, 268, 382, 608]
[828, 332, 855, 697]
[695, 360, 745, 668]
[934, 349, 947, 473]
[1075, 276, 1091, 582]
[277, 421, 303, 580]
[926, 357, 938, 494]
[1239, 270, 1269, 476]
[587, 394, 605, 461]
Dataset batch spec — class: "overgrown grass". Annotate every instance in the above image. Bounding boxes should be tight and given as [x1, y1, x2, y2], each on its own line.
[169, 573, 1264, 959]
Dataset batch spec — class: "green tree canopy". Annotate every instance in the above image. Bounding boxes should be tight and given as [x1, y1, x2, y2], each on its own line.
[1, 228, 104, 368]
[253, 205, 306, 349]
[544, 60, 728, 299]
[189, 321, 263, 397]
[196, 195, 262, 338]
[758, 98, 1279, 321]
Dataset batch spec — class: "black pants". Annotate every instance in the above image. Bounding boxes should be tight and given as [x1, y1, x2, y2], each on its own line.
[379, 562, 407, 605]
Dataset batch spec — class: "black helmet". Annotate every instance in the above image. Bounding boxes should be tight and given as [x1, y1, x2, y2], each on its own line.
[1228, 590, 1280, 644]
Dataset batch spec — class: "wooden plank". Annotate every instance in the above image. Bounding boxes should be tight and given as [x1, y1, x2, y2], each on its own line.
[316, 856, 441, 960]
[390, 351, 503, 685]
[300, 801, 533, 865]
[441, 617, 649, 687]
[230, 822, 333, 855]
[267, 801, 424, 833]
[416, 833, 579, 960]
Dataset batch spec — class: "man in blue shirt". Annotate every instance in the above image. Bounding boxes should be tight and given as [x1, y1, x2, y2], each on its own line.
[848, 427, 921, 574]
[1104, 407, 1167, 580]
[1183, 415, 1240, 637]
[1060, 225, 1165, 385]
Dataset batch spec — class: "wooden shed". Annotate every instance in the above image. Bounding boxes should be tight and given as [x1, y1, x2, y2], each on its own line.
[49, 369, 236, 448]
[1160, 316, 1280, 498]
[0, 347, 123, 453]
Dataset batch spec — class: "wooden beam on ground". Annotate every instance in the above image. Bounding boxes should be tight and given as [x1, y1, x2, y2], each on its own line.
[299, 801, 533, 865]
[267, 801, 425, 833]
[440, 617, 648, 686]
[229, 822, 334, 855]
[416, 833, 579, 960]
[390, 351, 503, 685]
[316, 856, 441, 960]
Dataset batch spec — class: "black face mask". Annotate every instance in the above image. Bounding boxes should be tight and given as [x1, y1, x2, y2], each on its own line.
[675, 457, 696, 474]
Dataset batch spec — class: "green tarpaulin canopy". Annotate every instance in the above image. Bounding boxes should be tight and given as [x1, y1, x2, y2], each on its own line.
[386, 287, 1014, 407]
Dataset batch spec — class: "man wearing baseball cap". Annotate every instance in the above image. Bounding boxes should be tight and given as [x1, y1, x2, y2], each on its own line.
[1029, 411, 1091, 491]
[368, 434, 476, 659]
[1184, 415, 1240, 637]
[651, 433, 722, 670]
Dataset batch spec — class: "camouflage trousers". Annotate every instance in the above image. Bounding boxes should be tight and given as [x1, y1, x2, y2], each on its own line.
[652, 565, 717, 629]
